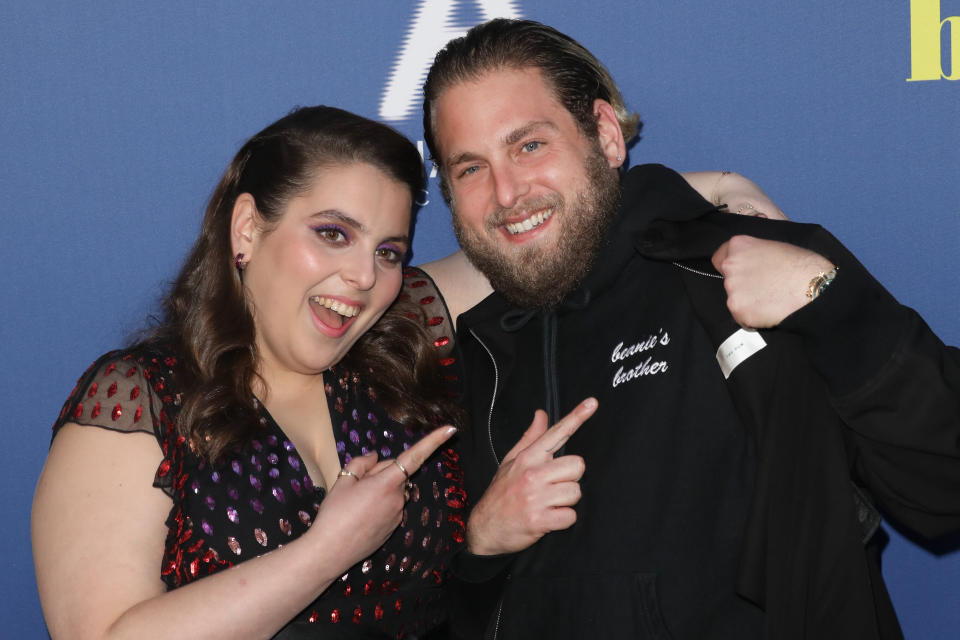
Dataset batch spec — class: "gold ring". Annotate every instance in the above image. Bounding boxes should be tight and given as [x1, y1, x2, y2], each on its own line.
[392, 458, 409, 479]
[338, 468, 358, 480]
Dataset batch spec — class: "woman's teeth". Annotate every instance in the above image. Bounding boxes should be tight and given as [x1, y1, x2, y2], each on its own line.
[309, 296, 360, 317]
[505, 209, 553, 235]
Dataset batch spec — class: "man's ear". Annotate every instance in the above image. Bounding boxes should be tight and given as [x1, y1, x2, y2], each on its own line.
[230, 193, 259, 259]
[592, 99, 627, 168]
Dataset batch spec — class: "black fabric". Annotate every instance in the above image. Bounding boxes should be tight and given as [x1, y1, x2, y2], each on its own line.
[451, 164, 960, 639]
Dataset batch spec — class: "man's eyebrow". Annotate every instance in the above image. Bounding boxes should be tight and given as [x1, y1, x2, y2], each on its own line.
[446, 150, 483, 168]
[503, 120, 556, 146]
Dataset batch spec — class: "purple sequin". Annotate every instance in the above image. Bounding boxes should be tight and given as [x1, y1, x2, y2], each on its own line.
[249, 475, 261, 491]
[272, 487, 286, 503]
[226, 506, 238, 524]
[250, 498, 264, 514]
[287, 455, 301, 471]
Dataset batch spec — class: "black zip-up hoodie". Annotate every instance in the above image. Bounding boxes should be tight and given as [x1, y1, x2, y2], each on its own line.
[451, 164, 960, 639]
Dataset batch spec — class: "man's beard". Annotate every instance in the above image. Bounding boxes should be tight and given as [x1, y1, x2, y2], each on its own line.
[451, 145, 621, 309]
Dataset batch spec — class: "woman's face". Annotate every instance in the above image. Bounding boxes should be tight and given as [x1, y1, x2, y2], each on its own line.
[240, 162, 412, 384]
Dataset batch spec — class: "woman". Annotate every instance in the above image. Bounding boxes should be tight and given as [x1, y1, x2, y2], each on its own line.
[33, 106, 465, 639]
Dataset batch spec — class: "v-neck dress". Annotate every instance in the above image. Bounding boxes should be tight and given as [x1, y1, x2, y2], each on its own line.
[51, 272, 466, 638]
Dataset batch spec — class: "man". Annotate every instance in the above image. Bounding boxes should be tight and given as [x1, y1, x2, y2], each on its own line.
[418, 18, 960, 639]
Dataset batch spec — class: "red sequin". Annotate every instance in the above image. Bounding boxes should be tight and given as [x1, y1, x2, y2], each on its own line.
[104, 363, 116, 375]
[353, 605, 363, 623]
[408, 280, 427, 288]
[395, 597, 403, 613]
[308, 611, 319, 624]
[72, 403, 83, 419]
[427, 316, 444, 326]
[90, 402, 101, 419]
[134, 405, 143, 422]
[130, 385, 140, 400]
[107, 381, 118, 398]
[419, 295, 435, 305]
[440, 357, 456, 366]
[87, 382, 98, 397]
[433, 336, 450, 348]
[364, 579, 375, 595]
[375, 602, 384, 621]
[330, 609, 341, 623]
[111, 403, 123, 421]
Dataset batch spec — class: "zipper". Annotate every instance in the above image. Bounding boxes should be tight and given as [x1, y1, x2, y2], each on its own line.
[469, 328, 502, 466]
[471, 328, 507, 640]
[672, 261, 723, 279]
[490, 594, 505, 640]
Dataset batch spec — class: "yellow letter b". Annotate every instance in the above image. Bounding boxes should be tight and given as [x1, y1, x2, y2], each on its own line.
[909, 0, 959, 80]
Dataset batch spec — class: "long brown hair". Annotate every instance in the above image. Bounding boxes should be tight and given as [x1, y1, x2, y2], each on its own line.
[147, 106, 459, 461]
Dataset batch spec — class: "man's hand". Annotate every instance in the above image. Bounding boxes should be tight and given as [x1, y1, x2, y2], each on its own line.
[465, 398, 598, 556]
[712, 235, 834, 328]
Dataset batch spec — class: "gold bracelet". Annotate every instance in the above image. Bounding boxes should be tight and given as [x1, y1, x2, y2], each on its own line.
[805, 266, 838, 300]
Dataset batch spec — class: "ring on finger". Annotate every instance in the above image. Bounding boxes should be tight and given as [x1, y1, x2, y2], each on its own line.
[338, 468, 359, 480]
[392, 458, 409, 479]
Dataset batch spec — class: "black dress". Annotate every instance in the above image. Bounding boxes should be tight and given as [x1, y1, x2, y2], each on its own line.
[52, 270, 466, 639]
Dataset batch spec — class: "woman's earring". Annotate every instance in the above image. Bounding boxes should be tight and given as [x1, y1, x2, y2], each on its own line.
[235, 252, 246, 271]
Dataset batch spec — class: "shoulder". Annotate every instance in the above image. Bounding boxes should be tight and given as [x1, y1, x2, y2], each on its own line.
[54, 344, 182, 442]
[417, 251, 493, 325]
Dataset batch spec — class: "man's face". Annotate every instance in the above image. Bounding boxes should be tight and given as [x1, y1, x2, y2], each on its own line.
[431, 67, 621, 308]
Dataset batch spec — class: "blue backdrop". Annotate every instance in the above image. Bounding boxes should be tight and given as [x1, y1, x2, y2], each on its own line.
[2, 1, 957, 637]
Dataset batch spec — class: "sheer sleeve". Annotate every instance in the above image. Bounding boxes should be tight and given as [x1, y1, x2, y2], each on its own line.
[52, 347, 180, 494]
[402, 266, 462, 393]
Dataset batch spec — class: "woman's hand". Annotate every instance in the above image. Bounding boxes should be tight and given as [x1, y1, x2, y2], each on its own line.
[311, 425, 458, 566]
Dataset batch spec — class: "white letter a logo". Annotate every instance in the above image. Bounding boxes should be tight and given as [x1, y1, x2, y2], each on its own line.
[379, 0, 523, 122]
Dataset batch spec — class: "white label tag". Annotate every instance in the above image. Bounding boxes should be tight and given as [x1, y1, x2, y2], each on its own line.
[716, 328, 767, 379]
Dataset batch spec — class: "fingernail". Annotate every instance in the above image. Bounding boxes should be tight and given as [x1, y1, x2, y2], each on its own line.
[445, 426, 458, 436]
[583, 398, 598, 411]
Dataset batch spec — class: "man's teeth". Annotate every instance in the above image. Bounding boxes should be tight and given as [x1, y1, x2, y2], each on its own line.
[504, 209, 553, 235]
[309, 296, 360, 318]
